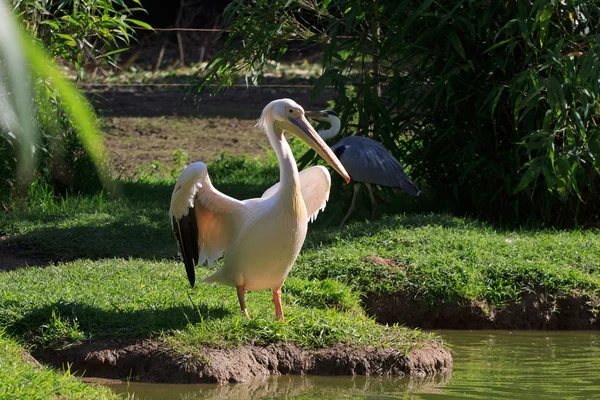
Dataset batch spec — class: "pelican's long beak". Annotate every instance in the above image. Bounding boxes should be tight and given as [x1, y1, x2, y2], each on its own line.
[286, 115, 350, 183]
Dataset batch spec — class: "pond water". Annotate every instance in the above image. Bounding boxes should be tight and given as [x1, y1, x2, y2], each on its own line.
[107, 331, 600, 399]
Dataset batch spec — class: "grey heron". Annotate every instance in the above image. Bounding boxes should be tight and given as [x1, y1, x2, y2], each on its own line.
[305, 110, 420, 226]
[169, 99, 349, 321]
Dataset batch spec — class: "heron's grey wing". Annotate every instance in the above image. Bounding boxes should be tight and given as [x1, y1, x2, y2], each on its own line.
[169, 162, 244, 287]
[261, 166, 331, 222]
[332, 136, 420, 196]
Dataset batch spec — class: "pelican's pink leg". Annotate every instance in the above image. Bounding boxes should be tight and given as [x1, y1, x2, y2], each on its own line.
[273, 287, 284, 321]
[237, 285, 250, 319]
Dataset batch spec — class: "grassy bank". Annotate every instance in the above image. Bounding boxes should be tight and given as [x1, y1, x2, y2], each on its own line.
[2, 154, 599, 310]
[0, 258, 427, 354]
[0, 156, 438, 384]
[295, 215, 600, 307]
[0, 332, 119, 399]
[1, 150, 599, 387]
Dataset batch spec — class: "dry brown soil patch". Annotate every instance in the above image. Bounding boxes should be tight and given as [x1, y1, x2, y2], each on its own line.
[362, 255, 407, 271]
[88, 88, 333, 178]
[34, 340, 452, 384]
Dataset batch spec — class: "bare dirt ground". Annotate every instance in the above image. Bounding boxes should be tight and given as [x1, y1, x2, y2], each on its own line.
[0, 236, 51, 271]
[89, 88, 333, 178]
[34, 340, 452, 383]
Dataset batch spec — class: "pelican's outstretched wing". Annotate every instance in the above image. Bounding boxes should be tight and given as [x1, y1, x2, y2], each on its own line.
[169, 162, 244, 287]
[262, 165, 331, 222]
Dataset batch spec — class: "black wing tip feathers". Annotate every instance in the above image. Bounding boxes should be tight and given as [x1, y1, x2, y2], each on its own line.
[172, 207, 199, 288]
[186, 265, 196, 288]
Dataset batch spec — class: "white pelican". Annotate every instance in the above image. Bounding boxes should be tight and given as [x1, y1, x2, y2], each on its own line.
[169, 99, 350, 321]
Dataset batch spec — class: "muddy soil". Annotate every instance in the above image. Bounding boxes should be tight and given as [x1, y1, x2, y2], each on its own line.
[88, 88, 333, 177]
[364, 291, 600, 330]
[34, 340, 452, 384]
[0, 237, 51, 271]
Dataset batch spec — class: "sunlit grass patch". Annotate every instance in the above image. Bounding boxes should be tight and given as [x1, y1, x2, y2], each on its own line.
[0, 258, 434, 354]
[80, 60, 324, 87]
[2, 154, 600, 313]
[295, 214, 600, 307]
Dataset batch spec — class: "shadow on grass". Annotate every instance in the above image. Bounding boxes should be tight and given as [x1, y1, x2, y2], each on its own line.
[3, 179, 274, 264]
[4, 199, 471, 264]
[88, 88, 333, 119]
[8, 300, 231, 342]
[305, 211, 480, 249]
[4, 223, 174, 262]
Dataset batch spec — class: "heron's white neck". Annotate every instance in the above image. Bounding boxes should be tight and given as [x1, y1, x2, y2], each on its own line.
[317, 117, 341, 141]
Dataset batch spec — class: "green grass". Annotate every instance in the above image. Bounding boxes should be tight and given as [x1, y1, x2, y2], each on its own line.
[2, 153, 599, 312]
[0, 150, 440, 389]
[0, 331, 120, 399]
[1, 150, 600, 392]
[0, 258, 428, 356]
[294, 214, 600, 306]
[80, 60, 324, 87]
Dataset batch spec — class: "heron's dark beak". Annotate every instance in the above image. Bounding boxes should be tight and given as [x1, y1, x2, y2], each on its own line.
[286, 115, 350, 183]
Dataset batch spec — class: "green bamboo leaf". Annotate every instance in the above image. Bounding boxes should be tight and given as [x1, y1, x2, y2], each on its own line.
[0, 2, 36, 185]
[572, 110, 585, 133]
[578, 53, 595, 84]
[517, 85, 544, 113]
[547, 133, 555, 167]
[547, 76, 564, 110]
[103, 47, 129, 57]
[39, 20, 60, 29]
[448, 30, 466, 60]
[125, 18, 153, 30]
[490, 86, 505, 116]
[555, 157, 571, 197]
[56, 33, 76, 46]
[483, 38, 512, 54]
[514, 159, 542, 193]
[23, 35, 112, 190]
[404, 0, 433, 32]
[541, 163, 555, 190]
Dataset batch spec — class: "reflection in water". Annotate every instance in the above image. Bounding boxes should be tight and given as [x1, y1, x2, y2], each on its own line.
[108, 331, 600, 400]
[110, 374, 451, 400]
[426, 331, 600, 400]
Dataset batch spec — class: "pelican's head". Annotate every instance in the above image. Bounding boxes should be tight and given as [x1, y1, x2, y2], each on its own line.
[257, 99, 350, 183]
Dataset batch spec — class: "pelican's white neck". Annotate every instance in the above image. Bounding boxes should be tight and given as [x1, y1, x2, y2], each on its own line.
[262, 116, 299, 191]
[317, 116, 341, 141]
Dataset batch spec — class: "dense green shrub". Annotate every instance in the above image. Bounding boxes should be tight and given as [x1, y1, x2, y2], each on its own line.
[1, 0, 149, 203]
[197, 0, 600, 226]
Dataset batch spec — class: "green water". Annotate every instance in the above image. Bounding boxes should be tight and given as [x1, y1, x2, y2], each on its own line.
[109, 331, 600, 399]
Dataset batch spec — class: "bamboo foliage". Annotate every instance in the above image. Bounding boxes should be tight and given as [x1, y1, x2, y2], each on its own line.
[0, 1, 37, 187]
[197, 0, 600, 225]
[1, 0, 149, 200]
